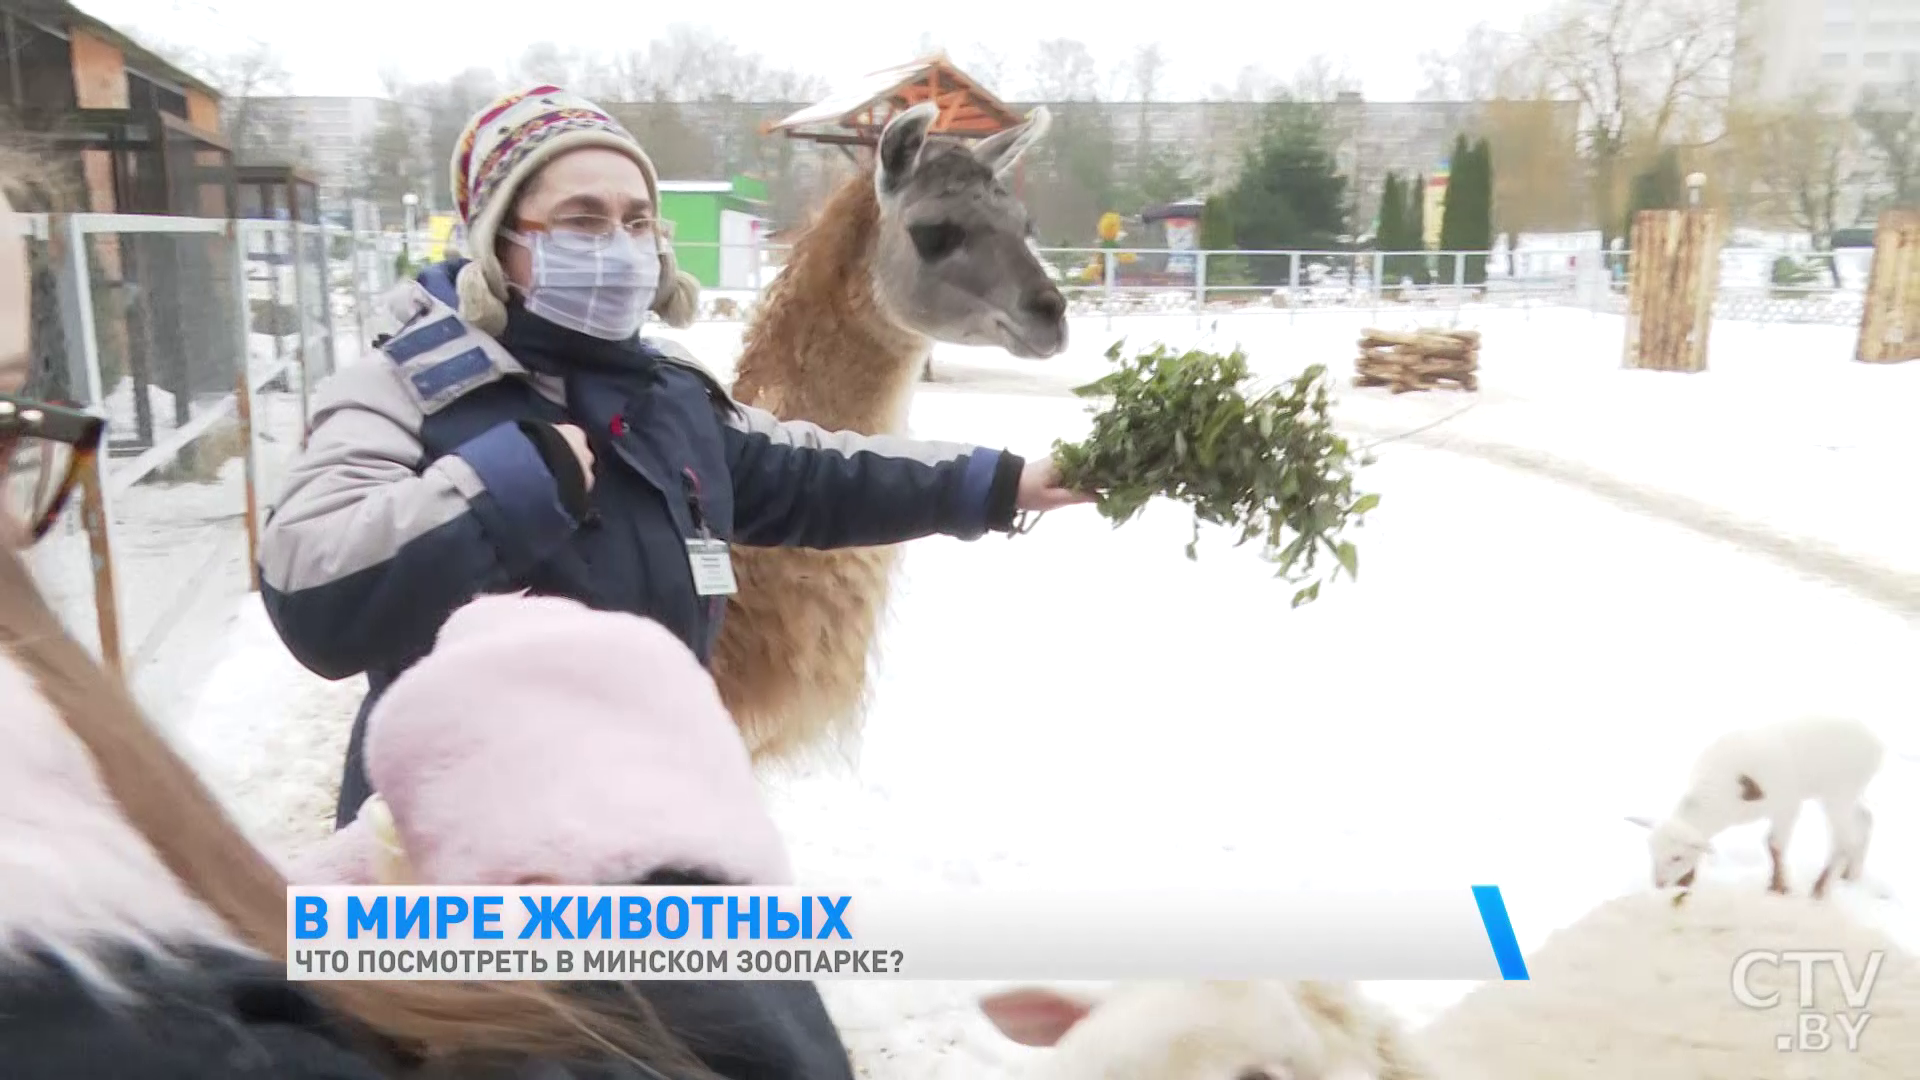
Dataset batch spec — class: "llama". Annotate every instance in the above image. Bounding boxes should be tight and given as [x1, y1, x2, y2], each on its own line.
[976, 888, 1919, 1080]
[712, 101, 1068, 762]
[1626, 716, 1885, 897]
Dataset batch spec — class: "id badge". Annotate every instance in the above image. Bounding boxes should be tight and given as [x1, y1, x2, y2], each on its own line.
[687, 537, 738, 597]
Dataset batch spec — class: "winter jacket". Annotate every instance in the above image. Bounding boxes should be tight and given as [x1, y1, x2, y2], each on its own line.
[0, 943, 393, 1080]
[256, 260, 1026, 825]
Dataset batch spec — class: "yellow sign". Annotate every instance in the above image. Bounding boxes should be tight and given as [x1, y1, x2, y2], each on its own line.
[425, 214, 457, 261]
[1423, 173, 1448, 250]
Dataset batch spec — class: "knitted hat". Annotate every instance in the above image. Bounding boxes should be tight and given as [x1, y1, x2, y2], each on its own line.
[450, 84, 700, 336]
[289, 594, 791, 887]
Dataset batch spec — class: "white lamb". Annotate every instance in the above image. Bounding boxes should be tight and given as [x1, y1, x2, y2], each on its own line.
[976, 979, 1440, 1080]
[1626, 716, 1885, 897]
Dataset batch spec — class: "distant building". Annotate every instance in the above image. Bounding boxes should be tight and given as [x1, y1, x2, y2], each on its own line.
[234, 95, 430, 210]
[1739, 0, 1920, 104]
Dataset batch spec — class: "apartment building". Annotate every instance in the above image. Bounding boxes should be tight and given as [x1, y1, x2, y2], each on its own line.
[1743, 0, 1920, 102]
[236, 95, 428, 208]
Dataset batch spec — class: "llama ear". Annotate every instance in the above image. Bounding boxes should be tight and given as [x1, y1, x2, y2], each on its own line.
[1737, 774, 1765, 802]
[972, 106, 1052, 178]
[979, 986, 1098, 1048]
[876, 101, 941, 196]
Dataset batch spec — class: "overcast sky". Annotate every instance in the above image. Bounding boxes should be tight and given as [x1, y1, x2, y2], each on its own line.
[78, 0, 1548, 102]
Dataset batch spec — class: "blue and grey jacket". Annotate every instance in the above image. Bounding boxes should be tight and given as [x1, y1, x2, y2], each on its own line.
[257, 260, 1025, 824]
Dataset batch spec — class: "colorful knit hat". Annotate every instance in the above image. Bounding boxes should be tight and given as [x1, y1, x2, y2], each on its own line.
[287, 593, 792, 888]
[449, 84, 700, 335]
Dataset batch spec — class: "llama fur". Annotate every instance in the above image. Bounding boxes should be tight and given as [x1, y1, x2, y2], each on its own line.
[977, 888, 1918, 1080]
[1629, 716, 1885, 896]
[711, 103, 1061, 764]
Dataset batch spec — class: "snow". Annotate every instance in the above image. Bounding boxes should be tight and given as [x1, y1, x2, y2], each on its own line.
[151, 305, 1917, 1076]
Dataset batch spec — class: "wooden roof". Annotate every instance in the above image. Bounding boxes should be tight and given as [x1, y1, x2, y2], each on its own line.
[764, 54, 1024, 146]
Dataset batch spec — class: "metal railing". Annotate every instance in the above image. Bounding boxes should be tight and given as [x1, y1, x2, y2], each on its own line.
[9, 214, 1877, 723]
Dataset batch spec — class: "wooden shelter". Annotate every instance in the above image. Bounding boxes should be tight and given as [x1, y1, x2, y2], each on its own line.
[764, 54, 1024, 148]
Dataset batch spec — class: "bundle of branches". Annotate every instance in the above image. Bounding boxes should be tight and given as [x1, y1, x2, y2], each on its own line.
[1353, 327, 1480, 393]
[1052, 341, 1379, 608]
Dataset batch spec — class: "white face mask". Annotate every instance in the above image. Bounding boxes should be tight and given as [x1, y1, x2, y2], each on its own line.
[502, 226, 662, 341]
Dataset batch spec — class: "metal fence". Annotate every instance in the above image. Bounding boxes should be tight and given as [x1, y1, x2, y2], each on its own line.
[9, 216, 1877, 725]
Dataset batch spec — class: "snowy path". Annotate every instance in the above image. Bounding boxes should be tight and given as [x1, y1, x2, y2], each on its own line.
[169, 311, 1918, 1077]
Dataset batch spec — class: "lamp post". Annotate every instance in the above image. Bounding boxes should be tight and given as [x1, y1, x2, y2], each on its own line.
[1686, 172, 1706, 208]
[401, 191, 419, 263]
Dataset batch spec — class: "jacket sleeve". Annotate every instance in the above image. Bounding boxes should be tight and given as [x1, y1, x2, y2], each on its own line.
[256, 356, 581, 680]
[720, 401, 1025, 549]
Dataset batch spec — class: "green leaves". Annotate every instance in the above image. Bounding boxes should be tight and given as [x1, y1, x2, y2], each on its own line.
[1052, 341, 1380, 608]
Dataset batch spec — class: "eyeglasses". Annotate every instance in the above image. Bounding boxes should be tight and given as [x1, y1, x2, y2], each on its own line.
[1, 392, 106, 545]
[513, 214, 668, 252]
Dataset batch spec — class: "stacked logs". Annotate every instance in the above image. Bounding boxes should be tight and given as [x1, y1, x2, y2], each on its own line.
[1353, 327, 1480, 393]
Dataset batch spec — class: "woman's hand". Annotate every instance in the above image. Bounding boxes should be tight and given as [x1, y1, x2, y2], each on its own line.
[1015, 457, 1096, 513]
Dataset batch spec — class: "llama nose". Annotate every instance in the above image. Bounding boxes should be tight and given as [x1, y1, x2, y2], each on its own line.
[1023, 286, 1066, 323]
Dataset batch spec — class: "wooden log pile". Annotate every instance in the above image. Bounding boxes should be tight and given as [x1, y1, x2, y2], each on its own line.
[1353, 327, 1481, 393]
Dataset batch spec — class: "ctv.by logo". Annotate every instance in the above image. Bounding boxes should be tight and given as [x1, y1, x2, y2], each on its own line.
[1731, 949, 1884, 1052]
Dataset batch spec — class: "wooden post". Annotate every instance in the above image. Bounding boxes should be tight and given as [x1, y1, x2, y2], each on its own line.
[1856, 210, 1920, 364]
[1622, 208, 1721, 373]
[76, 461, 123, 676]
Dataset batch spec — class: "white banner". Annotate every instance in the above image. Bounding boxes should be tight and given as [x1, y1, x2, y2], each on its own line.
[286, 886, 1529, 982]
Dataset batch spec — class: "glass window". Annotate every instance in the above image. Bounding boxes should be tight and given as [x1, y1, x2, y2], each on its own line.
[1824, 51, 1851, 67]
[1866, 50, 1893, 65]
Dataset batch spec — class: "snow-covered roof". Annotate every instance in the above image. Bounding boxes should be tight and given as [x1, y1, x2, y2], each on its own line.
[765, 54, 1021, 140]
[657, 181, 735, 194]
[769, 59, 940, 132]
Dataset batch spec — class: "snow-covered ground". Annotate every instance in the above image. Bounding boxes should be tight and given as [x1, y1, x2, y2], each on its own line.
[149, 305, 1917, 1077]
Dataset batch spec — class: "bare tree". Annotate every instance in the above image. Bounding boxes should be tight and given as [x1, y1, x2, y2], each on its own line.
[1520, 0, 1741, 239]
[958, 43, 1011, 96]
[1744, 83, 1861, 271]
[1129, 44, 1167, 104]
[1417, 23, 1531, 102]
[1854, 67, 1920, 212]
[1288, 54, 1361, 102]
[1027, 39, 1101, 101]
[1209, 64, 1278, 103]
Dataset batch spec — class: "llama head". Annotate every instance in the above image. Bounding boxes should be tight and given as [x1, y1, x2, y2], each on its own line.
[979, 983, 1380, 1080]
[869, 102, 1068, 360]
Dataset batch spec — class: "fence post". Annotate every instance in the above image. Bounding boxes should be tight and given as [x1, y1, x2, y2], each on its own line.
[1287, 252, 1299, 325]
[229, 221, 263, 590]
[1103, 250, 1116, 332]
[1371, 250, 1384, 306]
[1623, 209, 1721, 373]
[51, 214, 123, 671]
[289, 222, 312, 436]
[348, 231, 370, 353]
[1453, 252, 1466, 310]
[1194, 249, 1208, 329]
[1856, 209, 1920, 364]
[316, 219, 339, 378]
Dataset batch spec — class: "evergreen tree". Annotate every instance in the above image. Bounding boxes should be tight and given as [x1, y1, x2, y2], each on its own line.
[1376, 172, 1406, 283]
[1407, 173, 1429, 285]
[1464, 138, 1495, 285]
[1199, 193, 1248, 285]
[1223, 100, 1349, 274]
[1622, 147, 1686, 274]
[1436, 134, 1471, 284]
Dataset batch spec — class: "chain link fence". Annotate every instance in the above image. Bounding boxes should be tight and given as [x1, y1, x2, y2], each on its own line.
[11, 216, 1883, 723]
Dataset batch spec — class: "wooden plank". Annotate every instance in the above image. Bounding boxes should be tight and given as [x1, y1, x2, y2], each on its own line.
[1856, 210, 1920, 364]
[1624, 209, 1719, 373]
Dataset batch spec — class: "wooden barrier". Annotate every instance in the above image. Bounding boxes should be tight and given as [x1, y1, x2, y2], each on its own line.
[1354, 327, 1480, 393]
[1857, 209, 1920, 364]
[1623, 209, 1720, 373]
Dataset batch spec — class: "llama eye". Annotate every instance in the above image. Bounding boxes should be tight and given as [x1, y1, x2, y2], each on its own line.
[908, 222, 965, 261]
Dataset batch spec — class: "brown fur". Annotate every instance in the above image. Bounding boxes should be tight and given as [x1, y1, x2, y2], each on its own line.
[714, 175, 930, 763]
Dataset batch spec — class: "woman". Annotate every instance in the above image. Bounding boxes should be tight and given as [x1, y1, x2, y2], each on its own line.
[0, 183, 720, 1078]
[294, 592, 856, 1080]
[254, 85, 1092, 827]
